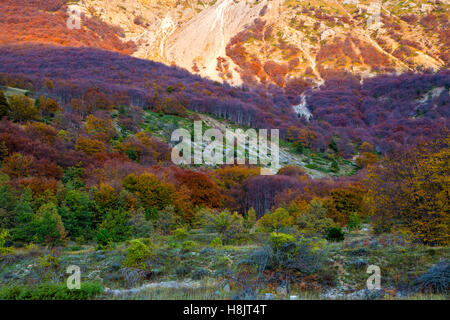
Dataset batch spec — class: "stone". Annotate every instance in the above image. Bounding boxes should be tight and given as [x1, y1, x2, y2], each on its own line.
[264, 293, 274, 300]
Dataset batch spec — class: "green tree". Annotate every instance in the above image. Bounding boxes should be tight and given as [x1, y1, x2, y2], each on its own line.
[0, 177, 16, 229]
[12, 189, 36, 243]
[96, 228, 113, 249]
[331, 159, 339, 173]
[8, 95, 40, 122]
[34, 203, 66, 245]
[329, 138, 339, 154]
[100, 209, 132, 242]
[60, 190, 93, 239]
[0, 90, 10, 118]
[245, 207, 257, 230]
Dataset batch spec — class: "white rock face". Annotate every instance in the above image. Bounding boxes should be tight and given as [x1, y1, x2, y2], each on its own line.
[104, 279, 216, 295]
[292, 94, 312, 121]
[164, 0, 271, 84]
[321, 29, 336, 41]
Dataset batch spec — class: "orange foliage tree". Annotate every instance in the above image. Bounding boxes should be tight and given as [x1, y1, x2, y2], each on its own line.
[75, 136, 106, 156]
[212, 165, 260, 190]
[38, 95, 60, 117]
[1, 153, 34, 178]
[367, 134, 449, 245]
[175, 170, 223, 209]
[325, 185, 366, 226]
[356, 152, 378, 168]
[122, 173, 176, 211]
[85, 114, 116, 140]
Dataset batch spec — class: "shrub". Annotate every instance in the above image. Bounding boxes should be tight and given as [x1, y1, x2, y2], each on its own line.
[205, 210, 244, 244]
[0, 229, 13, 254]
[296, 199, 336, 236]
[38, 254, 60, 270]
[245, 208, 257, 230]
[257, 208, 293, 233]
[128, 208, 153, 237]
[414, 261, 449, 294]
[210, 237, 223, 248]
[253, 233, 326, 282]
[269, 232, 296, 250]
[0, 282, 103, 300]
[347, 213, 361, 231]
[326, 227, 345, 242]
[192, 268, 210, 280]
[172, 227, 188, 240]
[175, 265, 192, 277]
[154, 205, 180, 235]
[373, 220, 393, 235]
[96, 228, 113, 250]
[181, 240, 198, 252]
[123, 239, 153, 270]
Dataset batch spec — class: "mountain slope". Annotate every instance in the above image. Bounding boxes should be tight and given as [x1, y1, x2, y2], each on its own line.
[0, 44, 447, 158]
[0, 0, 136, 54]
[77, 0, 448, 87]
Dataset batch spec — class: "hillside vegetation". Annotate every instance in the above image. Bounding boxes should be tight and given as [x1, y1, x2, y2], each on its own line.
[0, 0, 448, 301]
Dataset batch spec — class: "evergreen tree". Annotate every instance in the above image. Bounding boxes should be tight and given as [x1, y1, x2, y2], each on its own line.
[60, 189, 93, 239]
[329, 138, 339, 154]
[331, 159, 339, 173]
[35, 203, 66, 245]
[12, 188, 35, 242]
[100, 209, 131, 242]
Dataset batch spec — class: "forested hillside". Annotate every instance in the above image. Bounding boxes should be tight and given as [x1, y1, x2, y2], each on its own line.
[0, 0, 448, 301]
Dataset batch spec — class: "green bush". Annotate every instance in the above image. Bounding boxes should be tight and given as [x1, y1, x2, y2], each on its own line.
[205, 210, 244, 244]
[296, 199, 336, 236]
[38, 255, 60, 270]
[210, 237, 222, 248]
[123, 239, 153, 269]
[257, 208, 293, 233]
[293, 141, 304, 154]
[0, 229, 13, 254]
[269, 232, 296, 250]
[261, 233, 325, 278]
[172, 227, 188, 240]
[326, 227, 345, 242]
[0, 282, 103, 300]
[347, 213, 361, 231]
[181, 240, 198, 251]
[245, 208, 257, 230]
[96, 228, 113, 250]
